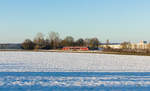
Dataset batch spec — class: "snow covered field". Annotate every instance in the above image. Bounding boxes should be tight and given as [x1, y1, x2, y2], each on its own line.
[1, 73, 150, 89]
[1, 51, 150, 91]
[0, 51, 150, 72]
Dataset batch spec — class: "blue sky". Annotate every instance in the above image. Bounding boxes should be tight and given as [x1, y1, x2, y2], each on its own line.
[0, 0, 150, 43]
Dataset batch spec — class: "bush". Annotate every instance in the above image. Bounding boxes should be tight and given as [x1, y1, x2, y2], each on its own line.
[21, 39, 35, 50]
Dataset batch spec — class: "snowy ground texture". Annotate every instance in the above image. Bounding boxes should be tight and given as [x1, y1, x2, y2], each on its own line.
[1, 51, 150, 91]
[1, 72, 150, 91]
[0, 51, 150, 72]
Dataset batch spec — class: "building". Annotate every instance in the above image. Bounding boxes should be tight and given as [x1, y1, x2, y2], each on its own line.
[62, 46, 89, 51]
[100, 40, 150, 50]
[0, 43, 22, 49]
[131, 40, 149, 49]
[99, 43, 121, 49]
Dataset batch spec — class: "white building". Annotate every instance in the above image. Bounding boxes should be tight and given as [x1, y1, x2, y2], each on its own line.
[100, 41, 150, 49]
[100, 43, 121, 49]
[131, 40, 149, 49]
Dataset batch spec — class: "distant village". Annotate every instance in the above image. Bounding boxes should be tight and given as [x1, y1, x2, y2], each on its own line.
[100, 40, 150, 50]
[0, 32, 150, 53]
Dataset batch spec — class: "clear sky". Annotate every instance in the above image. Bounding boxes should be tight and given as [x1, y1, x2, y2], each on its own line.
[0, 0, 150, 43]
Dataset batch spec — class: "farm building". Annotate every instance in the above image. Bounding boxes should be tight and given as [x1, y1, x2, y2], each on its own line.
[99, 43, 121, 49]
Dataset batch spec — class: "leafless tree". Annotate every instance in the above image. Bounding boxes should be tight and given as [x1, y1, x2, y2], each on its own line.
[62, 36, 74, 47]
[48, 31, 60, 49]
[34, 32, 46, 49]
[121, 42, 131, 49]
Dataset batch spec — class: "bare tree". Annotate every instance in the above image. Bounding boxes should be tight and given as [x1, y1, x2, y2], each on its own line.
[121, 42, 131, 49]
[34, 32, 44, 41]
[48, 31, 60, 49]
[34, 32, 46, 49]
[61, 36, 74, 47]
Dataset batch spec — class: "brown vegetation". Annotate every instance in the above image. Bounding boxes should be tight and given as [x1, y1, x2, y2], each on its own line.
[21, 32, 100, 50]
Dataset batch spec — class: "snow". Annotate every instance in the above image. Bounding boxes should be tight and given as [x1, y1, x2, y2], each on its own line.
[0, 51, 150, 72]
[1, 75, 150, 87]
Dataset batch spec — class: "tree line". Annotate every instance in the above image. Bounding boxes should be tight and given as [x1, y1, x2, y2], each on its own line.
[21, 32, 100, 50]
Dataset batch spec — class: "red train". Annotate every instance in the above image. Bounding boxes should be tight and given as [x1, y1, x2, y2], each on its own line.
[62, 46, 89, 51]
